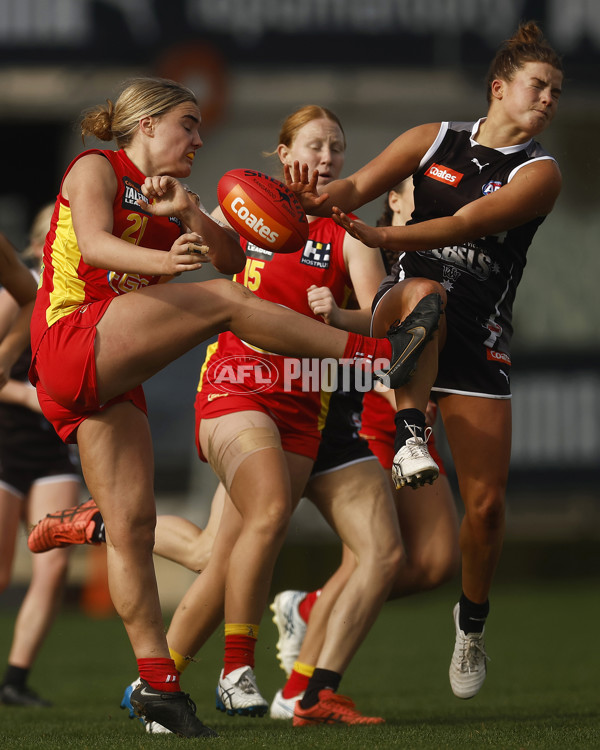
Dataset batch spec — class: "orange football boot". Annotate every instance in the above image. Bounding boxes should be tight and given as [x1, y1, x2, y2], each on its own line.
[293, 689, 385, 726]
[28, 498, 100, 553]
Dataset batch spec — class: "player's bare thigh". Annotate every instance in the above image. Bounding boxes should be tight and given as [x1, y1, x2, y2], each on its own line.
[93, 278, 241, 401]
[306, 459, 401, 556]
[438, 393, 512, 492]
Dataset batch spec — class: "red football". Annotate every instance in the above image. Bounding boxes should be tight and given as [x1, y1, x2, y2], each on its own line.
[217, 168, 309, 254]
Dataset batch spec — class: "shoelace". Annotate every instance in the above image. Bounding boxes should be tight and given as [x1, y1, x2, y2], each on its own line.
[182, 693, 197, 713]
[320, 693, 382, 723]
[235, 671, 259, 695]
[283, 606, 297, 636]
[402, 424, 433, 458]
[153, 688, 198, 715]
[44, 498, 96, 523]
[321, 693, 359, 715]
[459, 634, 489, 673]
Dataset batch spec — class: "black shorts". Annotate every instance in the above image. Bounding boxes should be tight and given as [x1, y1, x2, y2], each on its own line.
[0, 403, 80, 497]
[373, 281, 512, 399]
[310, 380, 375, 477]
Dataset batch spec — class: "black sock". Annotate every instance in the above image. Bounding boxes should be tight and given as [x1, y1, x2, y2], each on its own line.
[89, 512, 106, 543]
[459, 593, 490, 634]
[2, 664, 29, 690]
[394, 409, 426, 452]
[300, 668, 342, 709]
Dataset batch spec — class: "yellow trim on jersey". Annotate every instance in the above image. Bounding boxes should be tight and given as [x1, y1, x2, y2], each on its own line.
[197, 341, 219, 391]
[340, 283, 353, 310]
[317, 361, 337, 431]
[45, 202, 87, 326]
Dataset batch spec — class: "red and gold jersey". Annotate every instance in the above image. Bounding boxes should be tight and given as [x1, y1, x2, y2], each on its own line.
[30, 148, 181, 355]
[359, 389, 396, 451]
[197, 215, 354, 429]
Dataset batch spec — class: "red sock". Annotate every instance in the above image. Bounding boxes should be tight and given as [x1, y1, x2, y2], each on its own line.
[223, 634, 256, 676]
[137, 657, 180, 692]
[282, 668, 311, 699]
[342, 332, 392, 365]
[298, 589, 321, 623]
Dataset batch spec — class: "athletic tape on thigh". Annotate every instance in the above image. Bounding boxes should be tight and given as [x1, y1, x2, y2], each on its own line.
[202, 420, 281, 492]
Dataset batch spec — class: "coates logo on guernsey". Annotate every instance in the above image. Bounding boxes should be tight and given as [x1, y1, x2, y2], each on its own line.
[487, 350, 511, 365]
[221, 185, 291, 247]
[206, 355, 279, 394]
[425, 163, 464, 186]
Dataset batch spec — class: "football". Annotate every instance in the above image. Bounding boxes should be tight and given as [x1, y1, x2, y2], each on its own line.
[217, 168, 309, 254]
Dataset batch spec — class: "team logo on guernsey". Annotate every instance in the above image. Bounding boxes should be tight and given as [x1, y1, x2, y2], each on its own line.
[245, 242, 274, 261]
[420, 243, 492, 281]
[482, 180, 502, 195]
[301, 240, 331, 269]
[424, 163, 464, 186]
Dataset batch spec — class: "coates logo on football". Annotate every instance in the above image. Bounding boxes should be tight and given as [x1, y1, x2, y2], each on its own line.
[425, 163, 464, 186]
[206, 355, 278, 394]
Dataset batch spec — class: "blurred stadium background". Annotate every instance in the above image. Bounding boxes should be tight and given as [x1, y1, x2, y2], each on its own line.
[2, 0, 599, 608]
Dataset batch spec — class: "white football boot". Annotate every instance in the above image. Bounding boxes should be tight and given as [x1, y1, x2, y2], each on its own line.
[269, 688, 303, 720]
[216, 666, 268, 717]
[449, 603, 489, 699]
[270, 590, 308, 676]
[392, 425, 439, 489]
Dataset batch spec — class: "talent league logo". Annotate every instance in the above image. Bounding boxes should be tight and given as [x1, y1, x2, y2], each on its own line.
[245, 242, 274, 261]
[122, 177, 149, 212]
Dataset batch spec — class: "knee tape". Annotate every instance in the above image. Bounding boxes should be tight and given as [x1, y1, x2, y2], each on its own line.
[200, 416, 281, 492]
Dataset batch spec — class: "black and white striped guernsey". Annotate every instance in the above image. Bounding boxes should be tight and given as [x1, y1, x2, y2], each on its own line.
[389, 118, 557, 355]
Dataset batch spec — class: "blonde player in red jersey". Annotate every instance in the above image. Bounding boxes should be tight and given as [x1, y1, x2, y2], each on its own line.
[29, 105, 410, 728]
[26, 79, 417, 737]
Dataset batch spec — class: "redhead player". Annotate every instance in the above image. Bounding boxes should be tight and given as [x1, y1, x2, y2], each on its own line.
[156, 105, 403, 722]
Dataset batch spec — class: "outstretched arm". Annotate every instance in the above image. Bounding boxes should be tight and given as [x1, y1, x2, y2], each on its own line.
[285, 123, 438, 217]
[333, 158, 562, 253]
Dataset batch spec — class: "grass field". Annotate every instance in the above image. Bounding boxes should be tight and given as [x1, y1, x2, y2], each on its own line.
[0, 577, 598, 749]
